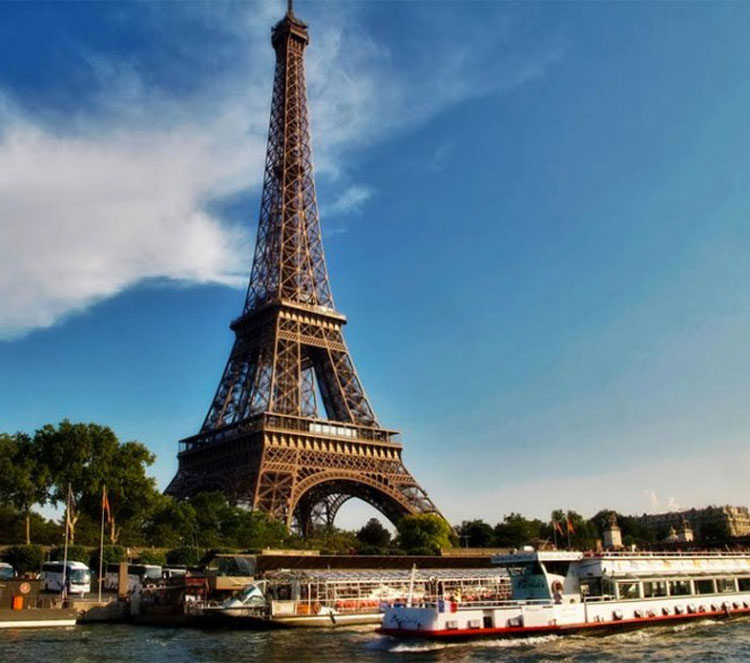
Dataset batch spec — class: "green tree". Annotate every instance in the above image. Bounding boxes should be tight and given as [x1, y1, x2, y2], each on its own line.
[0, 433, 50, 544]
[356, 518, 392, 550]
[457, 519, 495, 548]
[166, 546, 202, 566]
[189, 491, 237, 547]
[396, 513, 453, 554]
[36, 421, 160, 545]
[35, 421, 117, 543]
[138, 549, 167, 566]
[2, 544, 45, 576]
[699, 519, 730, 543]
[49, 544, 89, 564]
[565, 510, 596, 549]
[235, 510, 289, 550]
[306, 525, 361, 554]
[494, 513, 543, 548]
[143, 495, 198, 548]
[87, 440, 160, 545]
[89, 545, 126, 572]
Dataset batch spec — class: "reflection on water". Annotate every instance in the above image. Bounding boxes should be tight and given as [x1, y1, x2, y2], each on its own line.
[3, 618, 750, 663]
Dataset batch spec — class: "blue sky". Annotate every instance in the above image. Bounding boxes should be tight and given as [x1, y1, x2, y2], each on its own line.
[1, 1, 749, 527]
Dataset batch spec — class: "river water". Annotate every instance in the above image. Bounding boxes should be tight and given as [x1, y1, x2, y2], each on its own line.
[3, 618, 750, 662]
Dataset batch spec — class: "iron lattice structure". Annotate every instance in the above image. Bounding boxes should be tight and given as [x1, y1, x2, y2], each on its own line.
[166, 6, 439, 533]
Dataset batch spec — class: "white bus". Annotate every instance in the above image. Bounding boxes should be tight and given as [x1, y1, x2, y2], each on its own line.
[104, 563, 162, 593]
[41, 561, 91, 595]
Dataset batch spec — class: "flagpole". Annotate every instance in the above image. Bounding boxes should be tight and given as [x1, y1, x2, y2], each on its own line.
[62, 483, 71, 600]
[98, 485, 106, 602]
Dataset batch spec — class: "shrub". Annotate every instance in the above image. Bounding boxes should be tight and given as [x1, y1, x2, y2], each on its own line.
[49, 544, 89, 564]
[138, 549, 167, 566]
[2, 544, 45, 575]
[166, 546, 202, 566]
[404, 546, 438, 556]
[89, 545, 126, 571]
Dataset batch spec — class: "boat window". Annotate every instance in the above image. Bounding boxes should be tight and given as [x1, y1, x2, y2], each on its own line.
[617, 581, 641, 600]
[668, 580, 691, 596]
[738, 577, 750, 592]
[695, 579, 715, 594]
[506, 561, 544, 577]
[544, 562, 571, 577]
[580, 578, 602, 598]
[717, 578, 736, 593]
[642, 581, 667, 598]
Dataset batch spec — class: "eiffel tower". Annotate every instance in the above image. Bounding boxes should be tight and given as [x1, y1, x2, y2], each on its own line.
[166, 2, 439, 533]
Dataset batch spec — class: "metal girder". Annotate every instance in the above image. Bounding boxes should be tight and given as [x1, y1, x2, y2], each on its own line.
[166, 7, 441, 534]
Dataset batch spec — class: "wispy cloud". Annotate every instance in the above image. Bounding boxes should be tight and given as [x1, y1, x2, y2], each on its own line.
[643, 489, 681, 513]
[0, 4, 563, 340]
[322, 185, 374, 218]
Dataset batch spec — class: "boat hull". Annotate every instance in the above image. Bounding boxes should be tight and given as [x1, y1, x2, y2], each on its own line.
[378, 605, 750, 641]
[0, 608, 78, 629]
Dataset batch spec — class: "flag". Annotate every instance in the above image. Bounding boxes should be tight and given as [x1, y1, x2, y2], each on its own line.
[102, 486, 112, 524]
[554, 520, 564, 535]
[566, 517, 575, 534]
[65, 484, 72, 536]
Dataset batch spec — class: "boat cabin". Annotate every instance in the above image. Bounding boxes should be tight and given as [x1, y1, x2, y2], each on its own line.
[492, 551, 583, 603]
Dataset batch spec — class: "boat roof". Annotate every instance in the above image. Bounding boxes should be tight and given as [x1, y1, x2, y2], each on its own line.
[263, 568, 509, 583]
[491, 551, 584, 565]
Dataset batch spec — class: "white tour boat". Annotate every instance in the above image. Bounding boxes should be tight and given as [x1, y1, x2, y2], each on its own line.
[378, 549, 750, 640]
[199, 567, 510, 628]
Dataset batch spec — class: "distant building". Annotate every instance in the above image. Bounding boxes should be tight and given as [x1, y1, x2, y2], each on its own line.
[639, 506, 750, 539]
[678, 518, 694, 543]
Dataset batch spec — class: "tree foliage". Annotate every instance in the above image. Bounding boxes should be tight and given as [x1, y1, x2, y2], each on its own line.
[35, 420, 161, 545]
[494, 513, 545, 548]
[356, 518, 392, 550]
[2, 545, 45, 575]
[457, 519, 496, 548]
[49, 544, 89, 564]
[397, 513, 454, 554]
[0, 433, 50, 544]
[0, 505, 61, 545]
[166, 546, 202, 566]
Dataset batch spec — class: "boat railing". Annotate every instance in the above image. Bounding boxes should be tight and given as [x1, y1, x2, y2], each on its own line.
[583, 550, 750, 559]
[581, 594, 617, 603]
[409, 597, 553, 611]
[271, 597, 386, 616]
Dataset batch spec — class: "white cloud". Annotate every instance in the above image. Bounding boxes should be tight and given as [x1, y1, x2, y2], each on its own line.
[322, 185, 374, 218]
[643, 489, 681, 514]
[0, 4, 562, 340]
[0, 112, 259, 338]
